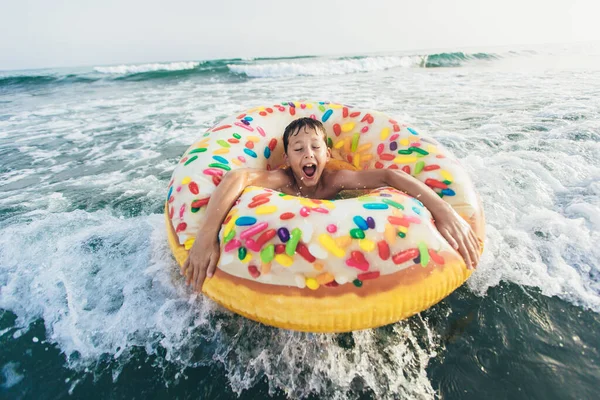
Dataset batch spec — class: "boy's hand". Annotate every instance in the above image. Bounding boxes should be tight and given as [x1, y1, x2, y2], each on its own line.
[431, 204, 481, 269]
[182, 237, 221, 292]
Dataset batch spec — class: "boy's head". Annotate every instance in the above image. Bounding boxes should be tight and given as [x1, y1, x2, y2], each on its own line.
[282, 117, 331, 187]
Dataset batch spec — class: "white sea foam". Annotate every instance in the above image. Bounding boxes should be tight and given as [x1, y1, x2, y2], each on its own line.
[228, 56, 423, 78]
[94, 62, 200, 75]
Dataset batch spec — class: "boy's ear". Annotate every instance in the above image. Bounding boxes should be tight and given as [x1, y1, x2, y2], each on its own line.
[326, 147, 332, 161]
[284, 151, 290, 166]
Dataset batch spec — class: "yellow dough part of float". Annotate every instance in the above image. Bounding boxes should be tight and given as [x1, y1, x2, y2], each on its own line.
[165, 101, 485, 333]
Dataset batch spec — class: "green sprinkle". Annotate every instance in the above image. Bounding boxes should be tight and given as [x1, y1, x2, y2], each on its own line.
[398, 231, 406, 238]
[207, 163, 231, 171]
[318, 105, 326, 112]
[189, 147, 207, 154]
[350, 229, 365, 239]
[233, 133, 241, 139]
[357, 196, 373, 202]
[191, 207, 200, 213]
[438, 192, 444, 198]
[327, 137, 333, 149]
[415, 161, 425, 175]
[260, 244, 275, 263]
[238, 246, 247, 261]
[223, 229, 236, 244]
[353, 279, 363, 287]
[184, 155, 198, 166]
[418, 242, 429, 267]
[217, 139, 230, 148]
[382, 198, 404, 210]
[285, 228, 302, 256]
[409, 147, 429, 155]
[351, 133, 360, 153]
[443, 180, 452, 185]
[398, 149, 413, 155]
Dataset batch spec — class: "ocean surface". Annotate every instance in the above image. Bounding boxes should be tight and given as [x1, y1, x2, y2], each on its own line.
[1, 43, 599, 399]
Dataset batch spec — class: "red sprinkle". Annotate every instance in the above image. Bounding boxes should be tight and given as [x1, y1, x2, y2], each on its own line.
[296, 242, 316, 262]
[212, 124, 231, 132]
[377, 143, 384, 155]
[377, 241, 390, 260]
[246, 141, 254, 149]
[361, 126, 369, 133]
[227, 138, 240, 144]
[389, 134, 399, 141]
[325, 281, 339, 287]
[275, 244, 286, 254]
[188, 181, 199, 195]
[175, 222, 187, 233]
[268, 138, 277, 151]
[428, 249, 446, 265]
[343, 107, 349, 118]
[333, 124, 341, 136]
[402, 166, 411, 174]
[393, 124, 400, 132]
[357, 271, 380, 281]
[237, 113, 246, 119]
[423, 165, 441, 171]
[248, 265, 260, 278]
[312, 207, 329, 214]
[349, 111, 361, 118]
[375, 161, 384, 169]
[259, 111, 267, 116]
[266, 107, 273, 113]
[169, 206, 174, 219]
[380, 153, 394, 161]
[388, 216, 410, 227]
[425, 179, 448, 189]
[212, 176, 221, 186]
[191, 198, 210, 208]
[248, 197, 269, 208]
[392, 248, 419, 264]
[280, 212, 295, 220]
[252, 192, 272, 201]
[388, 164, 399, 170]
[256, 229, 277, 247]
[289, 107, 296, 116]
[389, 119, 398, 124]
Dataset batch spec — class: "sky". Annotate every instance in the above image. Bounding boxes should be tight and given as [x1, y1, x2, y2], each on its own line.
[1, 0, 599, 70]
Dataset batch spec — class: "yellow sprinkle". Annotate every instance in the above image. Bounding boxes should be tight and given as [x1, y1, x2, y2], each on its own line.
[359, 239, 375, 252]
[384, 224, 397, 245]
[317, 272, 335, 284]
[356, 143, 372, 153]
[231, 158, 242, 166]
[343, 139, 351, 154]
[341, 122, 355, 133]
[223, 211, 238, 237]
[335, 235, 352, 249]
[318, 234, 345, 258]
[330, 104, 342, 109]
[213, 148, 230, 155]
[380, 127, 390, 141]
[184, 237, 196, 250]
[353, 153, 361, 169]
[181, 176, 191, 185]
[313, 262, 324, 271]
[255, 205, 278, 215]
[275, 254, 293, 267]
[427, 144, 438, 154]
[241, 253, 252, 264]
[362, 154, 373, 162]
[440, 170, 454, 182]
[306, 103, 313, 109]
[400, 138, 409, 146]
[247, 135, 260, 142]
[321, 200, 336, 209]
[393, 156, 418, 164]
[299, 198, 318, 208]
[261, 262, 271, 274]
[334, 139, 346, 149]
[305, 277, 319, 290]
[398, 226, 408, 234]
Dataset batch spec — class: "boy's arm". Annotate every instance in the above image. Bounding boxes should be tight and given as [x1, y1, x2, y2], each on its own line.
[332, 169, 480, 268]
[183, 168, 290, 291]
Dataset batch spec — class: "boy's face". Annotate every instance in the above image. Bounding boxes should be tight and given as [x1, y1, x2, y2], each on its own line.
[284, 126, 330, 187]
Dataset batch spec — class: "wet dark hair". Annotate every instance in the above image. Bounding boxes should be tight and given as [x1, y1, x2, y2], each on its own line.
[282, 117, 328, 154]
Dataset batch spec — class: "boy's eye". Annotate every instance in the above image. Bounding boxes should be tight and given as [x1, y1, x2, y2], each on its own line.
[312, 146, 320, 149]
[294, 148, 302, 152]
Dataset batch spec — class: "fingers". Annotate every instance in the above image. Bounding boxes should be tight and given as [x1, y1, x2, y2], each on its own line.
[194, 263, 206, 293]
[182, 258, 189, 276]
[207, 253, 219, 279]
[442, 229, 459, 250]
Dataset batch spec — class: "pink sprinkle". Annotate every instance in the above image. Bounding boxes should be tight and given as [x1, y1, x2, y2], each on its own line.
[377, 143, 384, 155]
[312, 207, 329, 214]
[224, 239, 241, 252]
[412, 142, 421, 147]
[245, 238, 261, 252]
[300, 103, 306, 109]
[389, 134, 399, 141]
[179, 204, 185, 218]
[176, 186, 182, 192]
[203, 168, 224, 177]
[234, 122, 254, 132]
[238, 156, 246, 163]
[257, 126, 266, 137]
[240, 222, 268, 240]
[327, 224, 337, 233]
[361, 126, 369, 133]
[309, 114, 316, 120]
[300, 207, 311, 217]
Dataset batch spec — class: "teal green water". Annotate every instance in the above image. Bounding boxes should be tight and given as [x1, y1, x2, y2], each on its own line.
[1, 44, 599, 399]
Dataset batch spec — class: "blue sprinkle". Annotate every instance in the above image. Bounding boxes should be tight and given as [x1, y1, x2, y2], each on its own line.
[379, 193, 392, 197]
[264, 147, 271, 159]
[412, 206, 421, 215]
[363, 203, 389, 210]
[413, 255, 421, 264]
[288, 102, 296, 107]
[244, 148, 258, 158]
[235, 216, 257, 226]
[277, 227, 290, 242]
[243, 116, 253, 121]
[441, 188, 456, 196]
[413, 198, 424, 207]
[167, 186, 173, 201]
[212, 155, 229, 164]
[407, 127, 418, 135]
[353, 216, 369, 230]
[322, 109, 333, 122]
[241, 119, 250, 125]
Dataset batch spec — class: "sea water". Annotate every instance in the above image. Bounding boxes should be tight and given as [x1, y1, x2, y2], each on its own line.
[1, 43, 599, 399]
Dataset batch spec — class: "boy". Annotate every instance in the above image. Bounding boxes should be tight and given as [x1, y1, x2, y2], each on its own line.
[183, 117, 481, 291]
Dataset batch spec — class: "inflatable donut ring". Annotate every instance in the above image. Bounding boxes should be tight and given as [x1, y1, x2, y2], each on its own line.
[165, 101, 485, 333]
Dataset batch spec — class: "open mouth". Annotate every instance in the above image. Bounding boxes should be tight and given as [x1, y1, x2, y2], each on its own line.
[302, 163, 317, 178]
